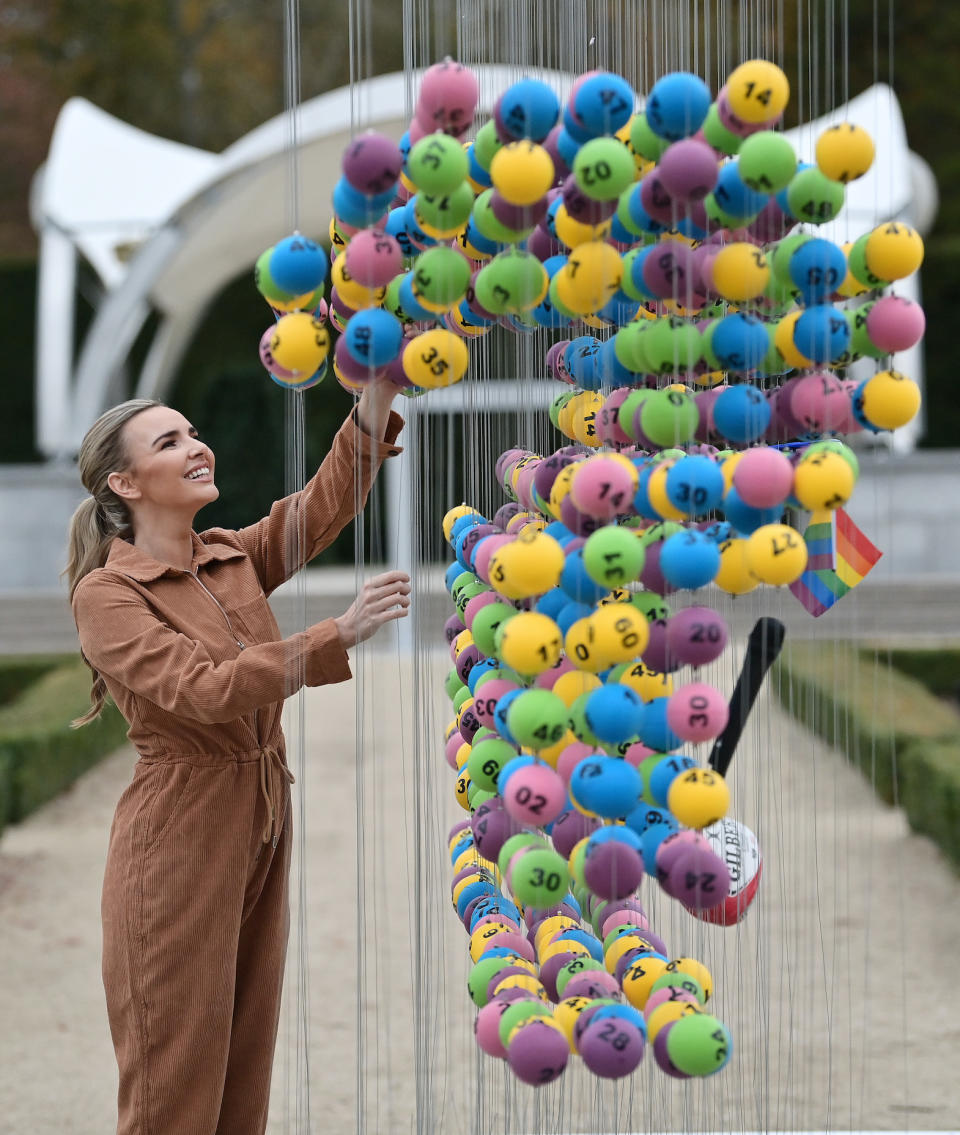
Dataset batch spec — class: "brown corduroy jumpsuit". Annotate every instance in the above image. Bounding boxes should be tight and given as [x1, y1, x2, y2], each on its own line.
[72, 407, 403, 1135]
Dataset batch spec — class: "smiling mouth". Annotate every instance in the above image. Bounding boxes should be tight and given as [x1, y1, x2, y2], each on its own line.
[185, 466, 212, 481]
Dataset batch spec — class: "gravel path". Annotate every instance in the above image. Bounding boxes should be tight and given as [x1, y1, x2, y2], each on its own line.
[1, 653, 959, 1134]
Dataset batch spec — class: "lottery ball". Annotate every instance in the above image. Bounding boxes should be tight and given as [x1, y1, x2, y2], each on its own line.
[584, 684, 645, 745]
[497, 611, 563, 675]
[497, 78, 561, 142]
[792, 450, 855, 511]
[793, 304, 850, 365]
[498, 1000, 554, 1049]
[573, 137, 636, 201]
[865, 295, 925, 353]
[732, 446, 794, 509]
[667, 683, 728, 743]
[556, 241, 623, 315]
[645, 71, 712, 141]
[693, 818, 763, 925]
[653, 1022, 691, 1077]
[506, 689, 570, 753]
[711, 243, 769, 303]
[667, 845, 732, 909]
[411, 246, 471, 310]
[815, 121, 874, 183]
[408, 132, 469, 194]
[667, 767, 730, 829]
[570, 757, 643, 818]
[571, 455, 638, 520]
[579, 1018, 645, 1078]
[657, 138, 718, 201]
[711, 313, 770, 373]
[269, 234, 327, 297]
[503, 762, 567, 826]
[736, 130, 797, 192]
[472, 798, 523, 861]
[344, 228, 402, 290]
[511, 847, 571, 907]
[491, 140, 556, 205]
[640, 390, 699, 449]
[582, 528, 645, 590]
[583, 838, 645, 900]
[665, 455, 724, 517]
[726, 59, 790, 123]
[476, 249, 549, 314]
[865, 221, 924, 280]
[786, 166, 845, 225]
[591, 602, 650, 665]
[666, 1013, 732, 1076]
[715, 538, 758, 595]
[469, 602, 516, 658]
[858, 369, 921, 430]
[659, 530, 721, 591]
[744, 523, 807, 585]
[573, 71, 635, 135]
[269, 313, 330, 376]
[341, 130, 404, 195]
[475, 998, 513, 1058]
[788, 237, 847, 304]
[622, 955, 670, 1010]
[343, 307, 403, 370]
[507, 1018, 569, 1085]
[402, 328, 468, 388]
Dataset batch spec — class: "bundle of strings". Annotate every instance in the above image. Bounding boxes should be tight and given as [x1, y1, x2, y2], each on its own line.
[268, 2, 931, 1134]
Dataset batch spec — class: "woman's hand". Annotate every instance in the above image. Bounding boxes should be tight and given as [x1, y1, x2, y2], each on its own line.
[355, 377, 400, 442]
[333, 570, 411, 648]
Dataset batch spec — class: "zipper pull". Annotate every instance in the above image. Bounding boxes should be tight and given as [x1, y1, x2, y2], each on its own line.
[236, 639, 246, 650]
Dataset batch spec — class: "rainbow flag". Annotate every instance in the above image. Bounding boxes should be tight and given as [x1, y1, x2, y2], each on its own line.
[789, 508, 882, 617]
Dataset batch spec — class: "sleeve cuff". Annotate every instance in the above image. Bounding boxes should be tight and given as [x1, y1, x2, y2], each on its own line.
[345, 406, 405, 459]
[304, 618, 353, 686]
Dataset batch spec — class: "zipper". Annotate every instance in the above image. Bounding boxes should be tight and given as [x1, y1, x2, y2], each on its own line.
[188, 572, 246, 650]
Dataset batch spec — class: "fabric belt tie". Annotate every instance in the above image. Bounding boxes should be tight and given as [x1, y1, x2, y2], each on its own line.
[259, 746, 295, 847]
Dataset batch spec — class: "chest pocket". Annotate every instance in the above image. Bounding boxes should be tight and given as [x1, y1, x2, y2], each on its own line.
[225, 593, 281, 645]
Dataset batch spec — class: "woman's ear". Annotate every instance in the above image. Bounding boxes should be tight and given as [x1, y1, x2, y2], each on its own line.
[107, 470, 141, 502]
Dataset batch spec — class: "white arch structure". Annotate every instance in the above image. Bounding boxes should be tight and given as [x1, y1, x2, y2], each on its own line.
[32, 71, 937, 466]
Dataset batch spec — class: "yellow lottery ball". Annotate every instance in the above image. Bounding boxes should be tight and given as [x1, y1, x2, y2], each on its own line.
[774, 310, 814, 369]
[570, 391, 605, 447]
[792, 451, 855, 511]
[454, 769, 472, 811]
[646, 1000, 704, 1041]
[490, 141, 555, 206]
[865, 221, 924, 280]
[455, 848, 497, 877]
[726, 59, 790, 123]
[269, 313, 331, 376]
[590, 602, 650, 665]
[859, 370, 922, 430]
[622, 954, 670, 1010]
[605, 932, 654, 974]
[694, 368, 727, 388]
[489, 532, 565, 599]
[541, 939, 591, 964]
[493, 974, 548, 1001]
[443, 504, 481, 542]
[745, 523, 808, 586]
[618, 659, 673, 702]
[552, 669, 603, 708]
[538, 730, 576, 770]
[534, 915, 580, 951]
[330, 254, 384, 310]
[554, 204, 612, 249]
[555, 997, 593, 1052]
[667, 766, 730, 828]
[453, 628, 474, 658]
[835, 241, 870, 298]
[646, 461, 686, 522]
[548, 461, 583, 518]
[816, 123, 875, 183]
[664, 957, 714, 1002]
[565, 617, 607, 674]
[718, 451, 743, 493]
[714, 538, 759, 595]
[455, 741, 471, 771]
[470, 922, 515, 961]
[711, 242, 770, 302]
[329, 216, 349, 252]
[556, 242, 623, 316]
[497, 611, 564, 675]
[403, 329, 469, 389]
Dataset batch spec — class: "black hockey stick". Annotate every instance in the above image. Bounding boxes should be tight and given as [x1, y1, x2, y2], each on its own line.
[708, 616, 786, 777]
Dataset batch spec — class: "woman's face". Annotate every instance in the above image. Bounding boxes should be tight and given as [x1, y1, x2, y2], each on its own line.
[108, 406, 219, 515]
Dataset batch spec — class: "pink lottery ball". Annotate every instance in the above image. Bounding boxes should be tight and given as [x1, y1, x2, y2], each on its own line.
[258, 326, 297, 380]
[601, 909, 650, 938]
[473, 678, 520, 728]
[534, 655, 576, 691]
[732, 445, 794, 508]
[557, 741, 604, 787]
[578, 1019, 646, 1079]
[504, 764, 567, 826]
[715, 85, 780, 137]
[645, 986, 701, 1017]
[691, 241, 722, 294]
[407, 117, 429, 145]
[565, 970, 622, 1000]
[597, 388, 635, 448]
[656, 139, 719, 202]
[344, 228, 403, 288]
[694, 385, 727, 445]
[787, 372, 851, 435]
[667, 845, 732, 910]
[653, 1021, 692, 1078]
[475, 998, 511, 1058]
[496, 447, 529, 483]
[464, 590, 500, 631]
[570, 457, 636, 520]
[416, 60, 480, 134]
[341, 131, 404, 195]
[445, 729, 466, 769]
[474, 534, 513, 584]
[484, 932, 536, 963]
[622, 742, 656, 768]
[507, 1019, 569, 1085]
[640, 173, 677, 226]
[866, 294, 926, 353]
[515, 463, 542, 512]
[664, 606, 729, 668]
[546, 339, 573, 382]
[667, 682, 729, 743]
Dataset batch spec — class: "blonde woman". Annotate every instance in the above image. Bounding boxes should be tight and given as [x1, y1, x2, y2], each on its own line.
[67, 378, 410, 1134]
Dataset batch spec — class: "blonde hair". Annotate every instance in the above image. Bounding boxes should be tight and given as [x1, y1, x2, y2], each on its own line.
[66, 399, 163, 726]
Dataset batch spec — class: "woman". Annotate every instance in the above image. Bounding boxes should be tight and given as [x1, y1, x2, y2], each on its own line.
[67, 375, 410, 1135]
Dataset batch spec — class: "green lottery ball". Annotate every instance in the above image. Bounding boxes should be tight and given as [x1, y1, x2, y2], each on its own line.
[786, 167, 845, 225]
[736, 131, 797, 193]
[412, 246, 471, 309]
[471, 602, 518, 657]
[850, 301, 887, 360]
[629, 589, 671, 621]
[475, 250, 548, 314]
[511, 847, 570, 906]
[473, 189, 532, 243]
[456, 579, 491, 619]
[555, 956, 605, 998]
[803, 438, 860, 480]
[568, 838, 589, 888]
[473, 119, 503, 171]
[615, 324, 652, 372]
[568, 691, 599, 746]
[583, 526, 646, 589]
[629, 113, 670, 161]
[453, 684, 473, 716]
[469, 955, 520, 1007]
[408, 133, 469, 194]
[551, 391, 577, 430]
[640, 389, 699, 448]
[771, 232, 813, 287]
[642, 318, 701, 374]
[700, 104, 742, 156]
[469, 737, 520, 792]
[617, 389, 650, 441]
[446, 668, 466, 701]
[498, 1000, 552, 1048]
[507, 689, 570, 751]
[573, 137, 637, 201]
[650, 971, 706, 1005]
[665, 1013, 732, 1075]
[848, 233, 890, 289]
[415, 180, 476, 233]
[498, 831, 548, 877]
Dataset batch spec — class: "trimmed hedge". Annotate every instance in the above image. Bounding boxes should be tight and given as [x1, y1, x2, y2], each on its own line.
[884, 648, 960, 702]
[0, 654, 65, 706]
[773, 643, 960, 869]
[0, 658, 128, 836]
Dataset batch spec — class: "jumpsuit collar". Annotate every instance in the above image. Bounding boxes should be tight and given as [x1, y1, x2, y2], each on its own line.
[104, 534, 246, 582]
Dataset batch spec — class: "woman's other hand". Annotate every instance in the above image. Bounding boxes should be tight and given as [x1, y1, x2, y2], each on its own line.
[333, 570, 411, 648]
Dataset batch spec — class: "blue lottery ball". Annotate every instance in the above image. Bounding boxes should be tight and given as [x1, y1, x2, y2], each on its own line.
[584, 684, 646, 744]
[793, 303, 851, 364]
[450, 833, 474, 863]
[589, 1003, 647, 1037]
[598, 335, 640, 386]
[451, 513, 486, 544]
[626, 184, 671, 236]
[344, 307, 403, 369]
[535, 587, 569, 620]
[532, 295, 574, 330]
[384, 207, 416, 259]
[597, 293, 642, 328]
[711, 312, 771, 373]
[676, 212, 708, 240]
[554, 928, 605, 962]
[500, 78, 561, 141]
[586, 823, 644, 853]
[789, 238, 847, 305]
[464, 217, 501, 256]
[638, 697, 682, 752]
[469, 898, 520, 931]
[555, 127, 583, 169]
[850, 377, 875, 432]
[610, 210, 637, 246]
[645, 71, 712, 141]
[573, 72, 635, 135]
[556, 599, 593, 636]
[398, 130, 412, 173]
[701, 519, 733, 543]
[269, 235, 328, 296]
[458, 298, 497, 328]
[712, 161, 769, 219]
[776, 160, 813, 217]
[398, 274, 435, 321]
[542, 254, 569, 280]
[648, 753, 698, 807]
[628, 245, 660, 299]
[493, 698, 529, 751]
[633, 466, 660, 521]
[624, 801, 677, 839]
[496, 752, 536, 794]
[445, 561, 466, 592]
[402, 197, 436, 248]
[571, 756, 643, 818]
[544, 520, 576, 544]
[659, 529, 721, 590]
[565, 336, 604, 387]
[332, 178, 394, 228]
[467, 658, 499, 694]
[640, 812, 680, 874]
[560, 549, 610, 605]
[563, 103, 596, 143]
[665, 455, 725, 516]
[467, 143, 493, 188]
[712, 383, 772, 443]
[456, 880, 499, 919]
[723, 486, 783, 534]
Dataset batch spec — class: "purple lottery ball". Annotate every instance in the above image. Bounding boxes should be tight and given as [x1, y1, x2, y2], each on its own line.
[456, 644, 484, 685]
[506, 1019, 569, 1085]
[527, 223, 564, 262]
[448, 818, 471, 844]
[493, 502, 523, 530]
[655, 831, 710, 896]
[584, 841, 645, 901]
[561, 495, 604, 538]
[565, 972, 621, 1000]
[579, 1018, 646, 1078]
[664, 606, 729, 666]
[472, 798, 522, 860]
[342, 131, 404, 195]
[551, 808, 603, 859]
[491, 191, 549, 230]
[539, 951, 580, 1002]
[542, 124, 571, 180]
[656, 139, 718, 202]
[562, 174, 618, 225]
[642, 241, 697, 300]
[444, 613, 466, 645]
[668, 845, 732, 910]
[640, 614, 682, 674]
[654, 1021, 692, 1078]
[486, 965, 532, 1003]
[640, 173, 677, 226]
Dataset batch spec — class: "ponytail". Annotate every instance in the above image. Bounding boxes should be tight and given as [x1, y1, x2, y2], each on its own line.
[66, 398, 163, 726]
